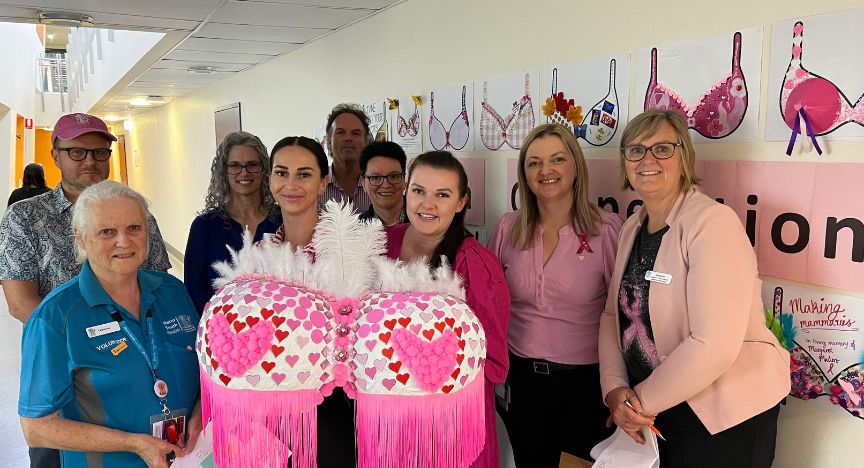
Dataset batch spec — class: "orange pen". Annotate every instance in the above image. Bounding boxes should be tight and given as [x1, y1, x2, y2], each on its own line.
[625, 399, 667, 442]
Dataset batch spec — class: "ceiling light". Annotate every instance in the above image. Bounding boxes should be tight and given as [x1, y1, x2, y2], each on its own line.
[37, 11, 94, 28]
[187, 65, 218, 75]
[103, 115, 122, 122]
[130, 98, 153, 107]
[46, 34, 55, 40]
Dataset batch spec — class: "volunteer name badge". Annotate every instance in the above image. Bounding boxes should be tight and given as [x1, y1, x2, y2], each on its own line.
[645, 271, 672, 284]
[86, 321, 121, 338]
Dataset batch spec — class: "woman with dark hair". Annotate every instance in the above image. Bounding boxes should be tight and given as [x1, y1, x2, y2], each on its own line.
[384, 151, 510, 468]
[8, 163, 50, 206]
[184, 131, 281, 314]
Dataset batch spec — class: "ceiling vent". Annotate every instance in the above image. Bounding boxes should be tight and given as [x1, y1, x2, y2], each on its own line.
[37, 11, 94, 28]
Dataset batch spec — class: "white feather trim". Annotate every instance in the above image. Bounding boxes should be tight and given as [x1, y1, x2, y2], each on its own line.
[211, 202, 464, 298]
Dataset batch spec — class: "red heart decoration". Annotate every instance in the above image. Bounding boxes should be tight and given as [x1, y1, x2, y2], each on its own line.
[382, 347, 394, 359]
[379, 332, 391, 344]
[444, 317, 455, 328]
[451, 368, 460, 380]
[384, 319, 397, 330]
[219, 374, 232, 385]
[261, 361, 275, 374]
[222, 304, 234, 313]
[226, 312, 238, 324]
[434, 322, 446, 333]
[271, 345, 285, 357]
[210, 358, 219, 370]
[398, 317, 411, 327]
[441, 384, 454, 394]
[388, 361, 402, 373]
[233, 321, 246, 333]
[396, 373, 410, 385]
[455, 328, 463, 338]
[272, 316, 286, 328]
[456, 354, 464, 365]
[206, 347, 213, 358]
[275, 330, 290, 342]
[246, 316, 260, 327]
[422, 329, 435, 341]
[212, 305, 223, 314]
[458, 340, 465, 350]
[261, 308, 275, 320]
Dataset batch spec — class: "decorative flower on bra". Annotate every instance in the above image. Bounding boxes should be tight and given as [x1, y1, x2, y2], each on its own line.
[197, 201, 488, 468]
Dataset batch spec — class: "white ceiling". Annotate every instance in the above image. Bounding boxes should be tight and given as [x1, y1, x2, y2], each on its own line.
[0, 0, 402, 118]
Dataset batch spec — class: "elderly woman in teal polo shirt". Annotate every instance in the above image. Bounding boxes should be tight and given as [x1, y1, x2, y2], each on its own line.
[19, 181, 202, 468]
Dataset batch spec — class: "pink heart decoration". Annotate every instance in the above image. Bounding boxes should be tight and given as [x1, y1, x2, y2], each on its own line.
[237, 305, 253, 317]
[460, 375, 468, 386]
[273, 303, 288, 314]
[365, 340, 376, 351]
[244, 294, 256, 304]
[365, 367, 377, 379]
[284, 355, 299, 367]
[271, 373, 286, 385]
[391, 328, 460, 392]
[468, 357, 476, 368]
[469, 338, 478, 350]
[409, 324, 422, 334]
[245, 375, 261, 386]
[419, 312, 433, 323]
[286, 319, 301, 330]
[374, 358, 387, 370]
[432, 309, 445, 319]
[208, 313, 275, 378]
[416, 302, 429, 311]
[355, 353, 368, 365]
[308, 353, 321, 365]
[382, 378, 396, 390]
[257, 297, 271, 308]
[297, 371, 310, 384]
[296, 336, 309, 348]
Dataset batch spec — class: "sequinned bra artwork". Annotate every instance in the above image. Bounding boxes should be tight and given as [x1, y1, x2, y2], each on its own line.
[480, 74, 536, 150]
[429, 86, 471, 150]
[645, 32, 748, 139]
[544, 60, 620, 146]
[197, 202, 487, 468]
[780, 21, 864, 155]
[397, 100, 420, 138]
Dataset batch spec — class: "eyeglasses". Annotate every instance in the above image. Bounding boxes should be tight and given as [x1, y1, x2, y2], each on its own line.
[364, 172, 404, 186]
[621, 142, 681, 162]
[226, 161, 263, 174]
[55, 147, 112, 161]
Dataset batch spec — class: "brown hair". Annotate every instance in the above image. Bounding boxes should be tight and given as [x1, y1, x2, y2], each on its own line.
[510, 123, 601, 250]
[618, 109, 701, 192]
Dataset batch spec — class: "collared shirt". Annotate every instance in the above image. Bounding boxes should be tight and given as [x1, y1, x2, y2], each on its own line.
[0, 184, 171, 297]
[19, 261, 200, 468]
[318, 165, 371, 214]
[358, 204, 408, 226]
[488, 209, 623, 365]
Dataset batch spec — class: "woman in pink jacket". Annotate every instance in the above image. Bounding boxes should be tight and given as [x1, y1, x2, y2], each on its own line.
[598, 110, 790, 467]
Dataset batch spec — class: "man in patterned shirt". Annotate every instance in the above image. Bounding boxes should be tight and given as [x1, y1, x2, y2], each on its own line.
[319, 104, 372, 213]
[0, 113, 171, 467]
[0, 113, 171, 322]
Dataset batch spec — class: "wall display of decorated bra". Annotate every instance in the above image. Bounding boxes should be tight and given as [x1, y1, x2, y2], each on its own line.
[766, 9, 864, 154]
[475, 70, 539, 151]
[542, 54, 631, 148]
[426, 82, 474, 152]
[636, 27, 763, 143]
[197, 202, 488, 468]
[390, 95, 424, 154]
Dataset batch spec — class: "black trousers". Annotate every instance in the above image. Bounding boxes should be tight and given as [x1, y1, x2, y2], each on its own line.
[497, 353, 613, 468]
[656, 401, 780, 468]
[29, 448, 60, 468]
[288, 387, 356, 468]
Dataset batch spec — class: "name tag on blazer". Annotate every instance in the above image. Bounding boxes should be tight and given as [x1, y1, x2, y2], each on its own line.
[645, 271, 672, 284]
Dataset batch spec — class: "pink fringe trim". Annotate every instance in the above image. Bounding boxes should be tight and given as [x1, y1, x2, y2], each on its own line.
[201, 370, 320, 468]
[355, 373, 486, 468]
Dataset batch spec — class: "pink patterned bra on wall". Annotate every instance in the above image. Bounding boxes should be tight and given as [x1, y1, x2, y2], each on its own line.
[480, 73, 536, 150]
[644, 32, 748, 139]
[780, 21, 864, 155]
[397, 101, 420, 138]
[429, 86, 471, 150]
[197, 202, 487, 468]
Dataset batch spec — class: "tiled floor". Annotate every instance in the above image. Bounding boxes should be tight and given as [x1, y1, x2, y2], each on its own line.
[0, 290, 29, 468]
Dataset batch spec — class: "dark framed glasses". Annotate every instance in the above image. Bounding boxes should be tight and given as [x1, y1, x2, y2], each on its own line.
[621, 142, 681, 162]
[364, 172, 404, 186]
[55, 147, 112, 161]
[226, 161, 263, 174]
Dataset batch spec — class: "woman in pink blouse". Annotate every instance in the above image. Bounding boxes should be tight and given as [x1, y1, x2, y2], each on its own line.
[488, 124, 623, 466]
[385, 151, 510, 468]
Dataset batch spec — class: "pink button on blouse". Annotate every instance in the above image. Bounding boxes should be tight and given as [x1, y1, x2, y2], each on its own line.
[488, 209, 622, 365]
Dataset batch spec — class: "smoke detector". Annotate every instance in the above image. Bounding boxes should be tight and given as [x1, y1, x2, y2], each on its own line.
[37, 11, 94, 28]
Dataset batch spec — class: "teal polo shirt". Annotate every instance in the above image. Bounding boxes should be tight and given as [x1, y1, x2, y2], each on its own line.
[19, 261, 201, 468]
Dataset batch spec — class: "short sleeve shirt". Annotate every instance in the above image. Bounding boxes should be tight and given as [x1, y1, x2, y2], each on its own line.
[318, 165, 371, 214]
[0, 184, 172, 297]
[18, 261, 200, 468]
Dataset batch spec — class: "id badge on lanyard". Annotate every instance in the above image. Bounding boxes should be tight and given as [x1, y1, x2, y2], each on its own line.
[111, 309, 187, 444]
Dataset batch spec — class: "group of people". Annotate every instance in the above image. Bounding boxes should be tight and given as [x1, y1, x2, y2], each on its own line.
[0, 104, 790, 468]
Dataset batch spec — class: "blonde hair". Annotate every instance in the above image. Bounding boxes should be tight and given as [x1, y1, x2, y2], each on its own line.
[618, 109, 701, 192]
[510, 123, 601, 250]
[72, 180, 149, 263]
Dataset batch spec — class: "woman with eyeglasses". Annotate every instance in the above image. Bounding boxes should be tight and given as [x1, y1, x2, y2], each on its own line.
[358, 141, 408, 226]
[184, 131, 281, 314]
[598, 110, 789, 467]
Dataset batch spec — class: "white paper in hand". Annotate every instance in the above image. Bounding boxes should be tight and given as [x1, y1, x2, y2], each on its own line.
[590, 426, 659, 468]
[171, 428, 214, 468]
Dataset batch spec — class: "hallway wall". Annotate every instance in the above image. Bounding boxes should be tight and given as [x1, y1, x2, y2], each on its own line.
[125, 1, 864, 466]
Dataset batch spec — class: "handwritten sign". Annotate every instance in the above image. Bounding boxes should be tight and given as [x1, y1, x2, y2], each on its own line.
[762, 278, 864, 418]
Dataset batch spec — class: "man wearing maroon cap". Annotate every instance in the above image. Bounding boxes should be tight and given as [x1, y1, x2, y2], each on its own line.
[0, 113, 171, 466]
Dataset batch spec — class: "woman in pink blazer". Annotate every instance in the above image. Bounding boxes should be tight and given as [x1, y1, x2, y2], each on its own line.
[598, 110, 790, 467]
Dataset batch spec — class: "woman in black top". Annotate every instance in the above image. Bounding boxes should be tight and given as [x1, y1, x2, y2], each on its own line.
[8, 163, 50, 206]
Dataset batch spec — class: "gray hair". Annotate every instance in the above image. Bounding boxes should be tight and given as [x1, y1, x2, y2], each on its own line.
[201, 131, 276, 218]
[72, 180, 149, 263]
[325, 103, 371, 146]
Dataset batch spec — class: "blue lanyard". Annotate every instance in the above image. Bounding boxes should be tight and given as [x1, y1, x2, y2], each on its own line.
[112, 309, 171, 415]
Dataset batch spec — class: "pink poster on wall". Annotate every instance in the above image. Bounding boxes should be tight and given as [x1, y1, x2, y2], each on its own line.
[459, 157, 485, 226]
[577, 159, 864, 293]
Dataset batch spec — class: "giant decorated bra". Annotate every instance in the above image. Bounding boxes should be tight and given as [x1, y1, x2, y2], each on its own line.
[196, 202, 488, 468]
